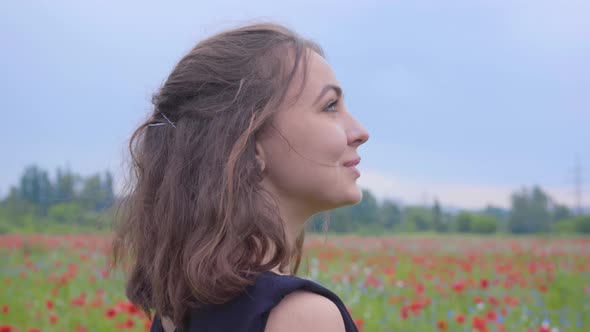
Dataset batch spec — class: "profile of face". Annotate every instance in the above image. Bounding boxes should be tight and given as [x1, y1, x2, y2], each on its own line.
[255, 50, 370, 217]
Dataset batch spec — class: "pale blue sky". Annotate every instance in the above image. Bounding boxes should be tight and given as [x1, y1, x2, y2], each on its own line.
[1, 0, 588, 209]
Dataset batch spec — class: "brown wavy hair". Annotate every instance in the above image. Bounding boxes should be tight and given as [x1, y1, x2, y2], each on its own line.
[108, 22, 326, 331]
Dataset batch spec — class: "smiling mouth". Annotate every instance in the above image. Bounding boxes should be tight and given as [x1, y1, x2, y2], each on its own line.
[342, 157, 361, 167]
[342, 157, 361, 177]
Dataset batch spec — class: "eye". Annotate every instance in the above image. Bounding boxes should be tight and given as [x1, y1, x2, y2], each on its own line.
[323, 99, 339, 113]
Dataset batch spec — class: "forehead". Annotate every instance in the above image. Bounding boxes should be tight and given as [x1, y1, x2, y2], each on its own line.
[285, 50, 339, 106]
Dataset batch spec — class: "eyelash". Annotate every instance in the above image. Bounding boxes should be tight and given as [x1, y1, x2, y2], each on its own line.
[323, 99, 339, 113]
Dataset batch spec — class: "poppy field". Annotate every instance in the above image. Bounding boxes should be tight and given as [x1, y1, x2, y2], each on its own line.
[1, 234, 589, 332]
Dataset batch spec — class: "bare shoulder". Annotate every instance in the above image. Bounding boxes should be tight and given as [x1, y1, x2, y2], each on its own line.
[264, 290, 346, 332]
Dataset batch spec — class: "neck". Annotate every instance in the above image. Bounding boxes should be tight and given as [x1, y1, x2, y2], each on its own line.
[262, 192, 316, 276]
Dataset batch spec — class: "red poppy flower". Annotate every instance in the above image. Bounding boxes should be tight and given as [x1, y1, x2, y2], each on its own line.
[455, 314, 465, 324]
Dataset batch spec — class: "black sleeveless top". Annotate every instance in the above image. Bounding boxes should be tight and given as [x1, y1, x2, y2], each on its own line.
[149, 271, 359, 332]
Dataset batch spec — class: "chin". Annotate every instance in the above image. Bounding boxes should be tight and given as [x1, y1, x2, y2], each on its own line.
[314, 186, 363, 212]
[337, 187, 363, 207]
[350, 189, 364, 204]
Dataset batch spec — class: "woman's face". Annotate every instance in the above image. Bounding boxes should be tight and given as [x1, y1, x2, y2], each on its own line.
[256, 50, 370, 215]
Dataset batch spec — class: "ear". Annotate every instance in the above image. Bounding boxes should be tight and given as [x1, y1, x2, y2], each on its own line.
[255, 140, 266, 173]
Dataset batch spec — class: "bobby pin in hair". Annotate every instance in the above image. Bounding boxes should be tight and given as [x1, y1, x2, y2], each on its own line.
[148, 113, 177, 129]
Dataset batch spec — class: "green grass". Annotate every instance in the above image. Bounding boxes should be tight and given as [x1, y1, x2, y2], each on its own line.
[1, 234, 589, 331]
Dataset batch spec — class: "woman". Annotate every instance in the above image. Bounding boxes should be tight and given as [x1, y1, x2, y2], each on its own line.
[110, 22, 369, 332]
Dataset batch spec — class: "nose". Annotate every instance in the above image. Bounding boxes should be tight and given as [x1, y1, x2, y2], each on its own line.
[347, 118, 369, 147]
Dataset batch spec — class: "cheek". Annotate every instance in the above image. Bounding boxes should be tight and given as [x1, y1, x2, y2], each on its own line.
[265, 121, 349, 195]
[289, 120, 348, 166]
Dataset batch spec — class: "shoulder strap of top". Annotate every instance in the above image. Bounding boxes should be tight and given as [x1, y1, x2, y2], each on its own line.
[148, 314, 169, 332]
[149, 271, 359, 332]
[257, 271, 359, 332]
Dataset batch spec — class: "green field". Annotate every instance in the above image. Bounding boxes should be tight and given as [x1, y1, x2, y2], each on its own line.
[1, 234, 589, 332]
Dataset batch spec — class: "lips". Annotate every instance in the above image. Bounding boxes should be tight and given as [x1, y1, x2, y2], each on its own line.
[343, 157, 361, 167]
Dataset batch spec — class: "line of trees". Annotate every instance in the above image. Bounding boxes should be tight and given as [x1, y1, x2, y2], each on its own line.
[0, 164, 115, 233]
[0, 163, 588, 235]
[307, 187, 590, 235]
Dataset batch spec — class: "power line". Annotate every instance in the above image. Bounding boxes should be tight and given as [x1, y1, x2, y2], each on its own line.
[568, 155, 584, 215]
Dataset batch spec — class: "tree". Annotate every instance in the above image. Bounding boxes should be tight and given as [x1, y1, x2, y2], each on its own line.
[0, 187, 39, 227]
[508, 185, 552, 234]
[100, 170, 115, 210]
[54, 167, 78, 203]
[349, 189, 379, 226]
[481, 205, 508, 232]
[470, 215, 498, 234]
[18, 165, 53, 216]
[379, 199, 401, 229]
[482, 205, 508, 220]
[48, 202, 85, 224]
[79, 171, 116, 212]
[552, 204, 571, 223]
[574, 215, 590, 233]
[432, 198, 444, 232]
[404, 206, 432, 231]
[454, 212, 472, 233]
[80, 175, 102, 210]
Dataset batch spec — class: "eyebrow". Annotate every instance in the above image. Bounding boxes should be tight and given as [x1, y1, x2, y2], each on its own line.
[313, 84, 343, 106]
